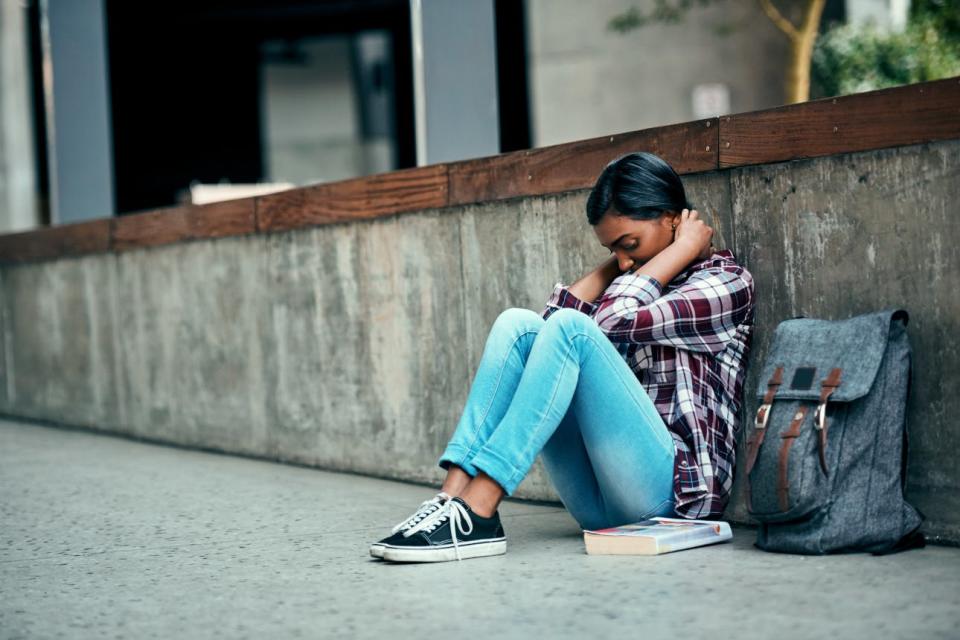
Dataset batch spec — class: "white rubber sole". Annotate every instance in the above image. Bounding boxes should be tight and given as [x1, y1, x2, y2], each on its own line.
[380, 538, 507, 562]
[369, 543, 386, 558]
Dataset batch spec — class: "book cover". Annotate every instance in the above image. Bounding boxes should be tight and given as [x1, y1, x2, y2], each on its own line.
[582, 517, 733, 555]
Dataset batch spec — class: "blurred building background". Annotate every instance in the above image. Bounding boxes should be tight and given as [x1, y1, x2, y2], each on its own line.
[0, 0, 949, 233]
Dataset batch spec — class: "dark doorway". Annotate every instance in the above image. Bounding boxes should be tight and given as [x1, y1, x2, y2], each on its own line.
[104, 0, 415, 215]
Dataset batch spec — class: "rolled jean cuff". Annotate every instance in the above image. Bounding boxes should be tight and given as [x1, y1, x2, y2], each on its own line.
[468, 446, 525, 496]
[437, 442, 479, 477]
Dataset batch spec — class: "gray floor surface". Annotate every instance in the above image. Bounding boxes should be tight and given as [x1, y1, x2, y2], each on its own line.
[1, 417, 958, 640]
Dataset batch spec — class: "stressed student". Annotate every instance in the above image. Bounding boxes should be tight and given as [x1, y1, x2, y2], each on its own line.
[370, 151, 755, 563]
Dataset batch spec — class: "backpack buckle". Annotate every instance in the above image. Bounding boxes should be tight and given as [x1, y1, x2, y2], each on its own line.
[813, 403, 827, 431]
[755, 404, 772, 430]
[753, 365, 784, 433]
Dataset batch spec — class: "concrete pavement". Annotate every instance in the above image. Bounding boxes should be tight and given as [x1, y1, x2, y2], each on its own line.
[2, 416, 958, 639]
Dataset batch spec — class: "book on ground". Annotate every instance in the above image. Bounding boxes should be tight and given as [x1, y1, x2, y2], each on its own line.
[583, 517, 733, 555]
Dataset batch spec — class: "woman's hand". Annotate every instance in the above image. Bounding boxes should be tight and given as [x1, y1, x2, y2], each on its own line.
[674, 208, 715, 261]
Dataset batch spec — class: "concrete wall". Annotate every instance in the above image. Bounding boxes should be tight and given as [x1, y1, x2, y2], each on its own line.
[1, 138, 957, 542]
[524, 0, 804, 147]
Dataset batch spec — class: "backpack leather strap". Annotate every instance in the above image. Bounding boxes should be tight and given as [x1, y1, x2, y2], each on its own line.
[778, 405, 810, 512]
[745, 366, 784, 511]
[745, 366, 784, 475]
[813, 367, 842, 476]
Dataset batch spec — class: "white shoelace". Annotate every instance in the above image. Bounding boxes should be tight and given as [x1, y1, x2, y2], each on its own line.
[391, 492, 452, 534]
[402, 498, 474, 561]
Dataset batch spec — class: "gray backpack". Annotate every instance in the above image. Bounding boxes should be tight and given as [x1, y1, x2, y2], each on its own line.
[743, 308, 926, 555]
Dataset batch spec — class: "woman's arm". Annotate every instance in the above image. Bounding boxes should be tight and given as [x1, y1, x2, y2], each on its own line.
[542, 209, 714, 320]
[579, 208, 752, 354]
[565, 255, 621, 303]
[591, 264, 754, 354]
[567, 235, 702, 303]
[568, 209, 711, 300]
[624, 239, 702, 290]
[542, 241, 701, 320]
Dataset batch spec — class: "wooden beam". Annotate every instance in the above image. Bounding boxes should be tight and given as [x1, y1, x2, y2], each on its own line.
[447, 119, 717, 206]
[256, 164, 448, 233]
[1, 76, 958, 265]
[112, 198, 256, 252]
[719, 76, 960, 168]
[0, 218, 111, 264]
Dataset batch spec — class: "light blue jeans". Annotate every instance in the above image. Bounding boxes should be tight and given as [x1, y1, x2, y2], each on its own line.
[437, 307, 678, 531]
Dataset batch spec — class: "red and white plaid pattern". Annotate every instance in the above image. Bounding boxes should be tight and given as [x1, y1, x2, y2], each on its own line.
[541, 249, 755, 519]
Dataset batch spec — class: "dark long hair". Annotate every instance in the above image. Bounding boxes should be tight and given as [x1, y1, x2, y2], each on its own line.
[585, 151, 693, 225]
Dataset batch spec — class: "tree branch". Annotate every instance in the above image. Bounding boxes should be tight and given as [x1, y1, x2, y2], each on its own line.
[758, 0, 800, 41]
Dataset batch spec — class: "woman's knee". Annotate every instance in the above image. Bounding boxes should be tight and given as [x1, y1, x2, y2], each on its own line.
[546, 307, 593, 323]
[543, 308, 596, 334]
[493, 307, 544, 333]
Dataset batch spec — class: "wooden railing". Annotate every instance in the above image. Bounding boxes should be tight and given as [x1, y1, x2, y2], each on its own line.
[1, 75, 958, 265]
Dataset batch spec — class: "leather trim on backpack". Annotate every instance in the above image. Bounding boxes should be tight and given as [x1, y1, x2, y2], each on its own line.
[745, 366, 784, 512]
[777, 404, 810, 512]
[812, 368, 842, 477]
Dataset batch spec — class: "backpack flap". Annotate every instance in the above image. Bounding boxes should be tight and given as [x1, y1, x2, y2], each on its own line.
[743, 308, 909, 513]
[754, 308, 909, 404]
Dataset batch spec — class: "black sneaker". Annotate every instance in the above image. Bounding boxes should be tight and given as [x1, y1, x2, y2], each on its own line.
[380, 496, 507, 563]
[369, 491, 453, 558]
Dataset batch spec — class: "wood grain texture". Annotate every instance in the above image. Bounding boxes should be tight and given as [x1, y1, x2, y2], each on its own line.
[448, 119, 718, 206]
[719, 76, 960, 168]
[1, 76, 957, 264]
[112, 206, 192, 251]
[256, 164, 448, 233]
[189, 198, 258, 240]
[0, 218, 111, 264]
[111, 199, 256, 252]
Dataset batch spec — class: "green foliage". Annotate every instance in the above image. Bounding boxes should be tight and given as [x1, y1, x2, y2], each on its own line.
[608, 0, 960, 100]
[811, 7, 960, 98]
[909, 0, 960, 40]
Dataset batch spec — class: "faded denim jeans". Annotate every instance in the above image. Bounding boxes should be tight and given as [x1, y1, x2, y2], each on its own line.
[437, 307, 677, 531]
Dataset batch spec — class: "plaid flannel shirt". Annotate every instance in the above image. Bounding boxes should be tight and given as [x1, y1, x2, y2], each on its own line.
[540, 249, 755, 520]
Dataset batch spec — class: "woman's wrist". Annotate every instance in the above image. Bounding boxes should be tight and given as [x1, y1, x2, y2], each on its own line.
[629, 239, 701, 286]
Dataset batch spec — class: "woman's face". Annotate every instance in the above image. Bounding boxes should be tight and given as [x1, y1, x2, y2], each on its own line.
[594, 209, 680, 273]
